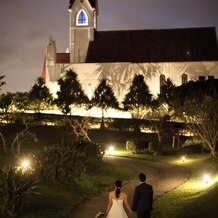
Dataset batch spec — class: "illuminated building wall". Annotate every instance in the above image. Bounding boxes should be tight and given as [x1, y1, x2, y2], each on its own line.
[42, 0, 218, 118]
[46, 61, 218, 102]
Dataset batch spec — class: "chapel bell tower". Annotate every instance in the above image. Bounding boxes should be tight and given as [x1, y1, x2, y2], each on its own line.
[68, 0, 97, 63]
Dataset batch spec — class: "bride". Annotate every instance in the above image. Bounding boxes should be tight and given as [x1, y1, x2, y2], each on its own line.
[104, 180, 132, 218]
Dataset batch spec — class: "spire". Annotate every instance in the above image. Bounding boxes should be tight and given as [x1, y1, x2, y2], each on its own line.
[69, 0, 98, 9]
[49, 34, 53, 44]
[48, 34, 56, 49]
[46, 34, 56, 63]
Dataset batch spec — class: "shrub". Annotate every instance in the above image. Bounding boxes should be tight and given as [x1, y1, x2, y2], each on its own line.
[182, 137, 206, 154]
[37, 141, 103, 182]
[148, 141, 163, 155]
[126, 140, 136, 153]
[148, 141, 154, 153]
[135, 141, 149, 152]
[126, 140, 150, 154]
[0, 166, 39, 217]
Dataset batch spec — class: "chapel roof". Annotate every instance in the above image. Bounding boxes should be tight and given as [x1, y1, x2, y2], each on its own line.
[85, 27, 218, 63]
[56, 53, 70, 63]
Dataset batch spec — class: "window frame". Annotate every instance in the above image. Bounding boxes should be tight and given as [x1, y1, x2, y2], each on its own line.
[76, 9, 88, 26]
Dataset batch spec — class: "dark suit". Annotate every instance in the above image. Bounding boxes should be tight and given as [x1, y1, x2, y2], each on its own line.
[132, 182, 153, 218]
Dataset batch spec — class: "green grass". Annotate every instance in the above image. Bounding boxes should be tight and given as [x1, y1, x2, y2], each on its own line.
[114, 150, 218, 218]
[2, 147, 218, 218]
[0, 153, 136, 218]
[1, 124, 217, 217]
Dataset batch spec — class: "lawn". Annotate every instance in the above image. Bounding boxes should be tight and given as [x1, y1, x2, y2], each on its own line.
[0, 152, 136, 218]
[0, 125, 138, 218]
[1, 124, 217, 217]
[114, 150, 218, 218]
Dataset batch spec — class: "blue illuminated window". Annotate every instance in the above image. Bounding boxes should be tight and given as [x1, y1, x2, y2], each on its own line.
[76, 9, 88, 26]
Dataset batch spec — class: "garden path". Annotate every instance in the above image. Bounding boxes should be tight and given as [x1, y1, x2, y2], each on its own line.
[70, 156, 190, 218]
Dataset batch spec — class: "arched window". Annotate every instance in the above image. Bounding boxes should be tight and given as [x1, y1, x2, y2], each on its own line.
[160, 74, 166, 93]
[76, 9, 88, 26]
[181, 73, 188, 84]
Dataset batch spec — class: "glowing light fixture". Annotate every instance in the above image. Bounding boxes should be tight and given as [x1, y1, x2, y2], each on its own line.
[203, 174, 210, 184]
[21, 159, 30, 170]
[181, 156, 186, 162]
[108, 146, 114, 153]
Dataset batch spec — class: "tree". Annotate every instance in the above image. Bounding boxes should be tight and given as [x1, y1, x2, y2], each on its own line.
[123, 74, 152, 118]
[11, 122, 37, 155]
[0, 75, 6, 91]
[0, 92, 13, 113]
[55, 69, 89, 115]
[147, 78, 176, 140]
[173, 78, 218, 111]
[12, 92, 31, 112]
[69, 118, 92, 142]
[157, 78, 175, 110]
[0, 166, 39, 217]
[91, 79, 119, 128]
[172, 79, 218, 157]
[29, 77, 52, 113]
[147, 109, 172, 143]
[179, 95, 218, 157]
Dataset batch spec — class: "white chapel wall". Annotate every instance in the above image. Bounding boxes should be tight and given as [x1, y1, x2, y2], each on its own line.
[48, 61, 218, 102]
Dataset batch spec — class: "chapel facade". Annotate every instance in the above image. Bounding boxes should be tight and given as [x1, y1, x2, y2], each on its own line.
[42, 0, 218, 104]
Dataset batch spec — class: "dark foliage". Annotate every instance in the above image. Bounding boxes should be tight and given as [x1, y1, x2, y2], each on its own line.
[28, 77, 52, 113]
[123, 74, 152, 109]
[157, 78, 176, 109]
[55, 70, 89, 115]
[123, 74, 152, 118]
[91, 79, 119, 110]
[37, 141, 103, 182]
[173, 78, 218, 109]
[0, 166, 39, 217]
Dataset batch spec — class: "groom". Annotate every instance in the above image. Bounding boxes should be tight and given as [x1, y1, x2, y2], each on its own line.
[132, 173, 153, 218]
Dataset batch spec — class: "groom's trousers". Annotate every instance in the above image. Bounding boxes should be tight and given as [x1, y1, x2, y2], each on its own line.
[137, 211, 151, 218]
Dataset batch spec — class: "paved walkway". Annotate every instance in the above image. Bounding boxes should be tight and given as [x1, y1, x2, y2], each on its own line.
[70, 156, 190, 218]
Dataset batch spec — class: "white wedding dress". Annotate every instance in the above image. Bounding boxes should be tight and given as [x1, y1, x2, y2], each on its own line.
[106, 199, 128, 218]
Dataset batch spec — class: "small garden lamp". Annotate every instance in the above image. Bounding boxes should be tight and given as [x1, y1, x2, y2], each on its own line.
[108, 145, 114, 154]
[203, 174, 210, 184]
[21, 159, 30, 170]
[181, 156, 186, 162]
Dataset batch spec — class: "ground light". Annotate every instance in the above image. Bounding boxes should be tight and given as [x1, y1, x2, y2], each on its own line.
[173, 156, 197, 165]
[181, 155, 186, 162]
[18, 158, 32, 172]
[203, 174, 211, 184]
[21, 159, 30, 168]
[173, 157, 218, 187]
[181, 173, 218, 194]
[107, 145, 115, 155]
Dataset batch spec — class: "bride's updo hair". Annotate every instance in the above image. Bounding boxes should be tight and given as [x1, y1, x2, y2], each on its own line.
[115, 180, 122, 198]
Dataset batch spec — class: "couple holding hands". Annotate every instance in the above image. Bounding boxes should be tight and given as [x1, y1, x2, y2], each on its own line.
[98, 172, 153, 218]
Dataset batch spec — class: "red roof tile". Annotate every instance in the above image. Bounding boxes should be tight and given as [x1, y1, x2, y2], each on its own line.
[56, 53, 70, 63]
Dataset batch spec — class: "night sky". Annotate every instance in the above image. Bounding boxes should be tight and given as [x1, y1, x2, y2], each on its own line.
[0, 0, 218, 93]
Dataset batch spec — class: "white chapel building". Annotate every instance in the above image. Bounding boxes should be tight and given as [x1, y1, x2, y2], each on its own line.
[42, 0, 218, 109]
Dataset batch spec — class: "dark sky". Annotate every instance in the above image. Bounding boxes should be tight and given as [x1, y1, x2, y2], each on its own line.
[0, 0, 218, 93]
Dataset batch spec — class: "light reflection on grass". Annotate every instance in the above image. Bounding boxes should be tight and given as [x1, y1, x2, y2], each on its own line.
[111, 150, 218, 218]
